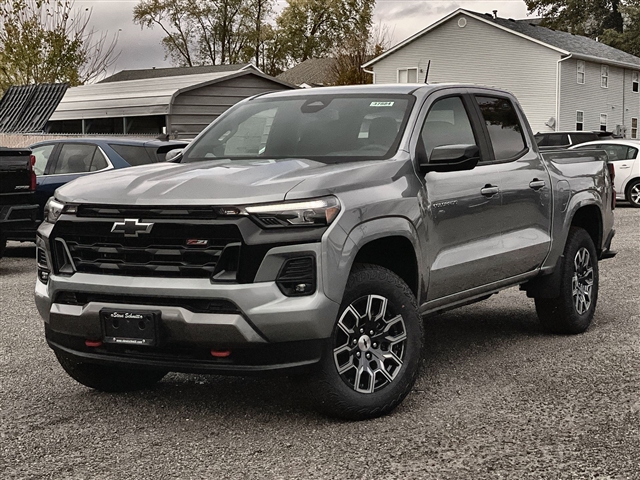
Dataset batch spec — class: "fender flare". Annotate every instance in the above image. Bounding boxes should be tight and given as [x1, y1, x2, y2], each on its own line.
[322, 216, 424, 304]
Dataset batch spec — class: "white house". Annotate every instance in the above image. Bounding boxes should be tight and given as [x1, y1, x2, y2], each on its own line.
[363, 9, 640, 136]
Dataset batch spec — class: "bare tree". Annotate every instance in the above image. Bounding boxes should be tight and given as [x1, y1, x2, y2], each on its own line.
[0, 0, 119, 91]
[329, 22, 391, 86]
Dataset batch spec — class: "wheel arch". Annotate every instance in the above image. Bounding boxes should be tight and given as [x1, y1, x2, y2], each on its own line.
[569, 203, 603, 254]
[323, 216, 423, 305]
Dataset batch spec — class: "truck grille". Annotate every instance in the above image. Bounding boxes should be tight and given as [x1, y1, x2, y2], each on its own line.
[52, 220, 242, 279]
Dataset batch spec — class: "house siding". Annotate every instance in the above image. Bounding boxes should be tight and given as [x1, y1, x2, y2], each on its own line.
[623, 68, 640, 137]
[559, 58, 633, 132]
[371, 13, 561, 132]
[170, 76, 290, 137]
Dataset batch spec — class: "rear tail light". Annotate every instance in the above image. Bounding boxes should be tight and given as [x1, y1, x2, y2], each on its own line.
[607, 163, 616, 210]
[29, 155, 36, 191]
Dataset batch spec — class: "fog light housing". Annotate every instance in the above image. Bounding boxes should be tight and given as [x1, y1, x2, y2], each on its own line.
[276, 256, 316, 296]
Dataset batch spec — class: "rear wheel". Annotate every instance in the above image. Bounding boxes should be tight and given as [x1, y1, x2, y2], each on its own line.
[626, 179, 640, 207]
[0, 235, 6, 259]
[55, 351, 167, 392]
[535, 227, 599, 334]
[313, 264, 424, 420]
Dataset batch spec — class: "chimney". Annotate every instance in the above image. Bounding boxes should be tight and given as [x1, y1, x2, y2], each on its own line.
[493, 10, 498, 19]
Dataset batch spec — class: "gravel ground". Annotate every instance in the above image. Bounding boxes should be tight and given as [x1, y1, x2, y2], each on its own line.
[1, 206, 639, 479]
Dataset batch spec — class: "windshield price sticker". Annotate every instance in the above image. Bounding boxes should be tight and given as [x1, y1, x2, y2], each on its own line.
[370, 101, 395, 107]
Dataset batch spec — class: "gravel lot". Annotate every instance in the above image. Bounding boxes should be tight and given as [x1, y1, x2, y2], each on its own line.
[1, 206, 639, 479]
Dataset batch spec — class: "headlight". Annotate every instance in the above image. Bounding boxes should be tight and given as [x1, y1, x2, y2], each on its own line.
[244, 196, 340, 228]
[43, 198, 76, 224]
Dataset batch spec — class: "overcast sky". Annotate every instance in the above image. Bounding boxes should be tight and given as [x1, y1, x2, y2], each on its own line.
[76, 0, 533, 76]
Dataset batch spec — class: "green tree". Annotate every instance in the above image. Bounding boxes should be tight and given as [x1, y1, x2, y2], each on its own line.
[523, 0, 624, 38]
[601, 1, 640, 56]
[276, 0, 376, 67]
[0, 0, 119, 92]
[133, 0, 273, 67]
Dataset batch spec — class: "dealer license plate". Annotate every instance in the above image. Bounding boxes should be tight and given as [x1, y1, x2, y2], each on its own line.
[101, 309, 158, 346]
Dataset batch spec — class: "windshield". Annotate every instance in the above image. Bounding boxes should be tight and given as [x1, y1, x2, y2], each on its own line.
[183, 94, 414, 163]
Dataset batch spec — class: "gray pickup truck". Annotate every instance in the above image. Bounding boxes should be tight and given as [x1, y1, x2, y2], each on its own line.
[35, 84, 615, 419]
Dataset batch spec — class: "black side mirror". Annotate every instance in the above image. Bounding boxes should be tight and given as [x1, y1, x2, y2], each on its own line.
[420, 144, 480, 173]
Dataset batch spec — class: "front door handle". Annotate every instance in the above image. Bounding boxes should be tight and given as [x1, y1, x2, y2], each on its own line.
[480, 185, 499, 197]
[529, 179, 546, 190]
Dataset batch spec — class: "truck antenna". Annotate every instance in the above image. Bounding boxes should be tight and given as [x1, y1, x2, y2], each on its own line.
[424, 60, 431, 84]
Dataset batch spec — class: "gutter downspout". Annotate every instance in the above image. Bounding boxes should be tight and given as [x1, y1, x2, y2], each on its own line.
[557, 54, 573, 131]
[362, 67, 375, 84]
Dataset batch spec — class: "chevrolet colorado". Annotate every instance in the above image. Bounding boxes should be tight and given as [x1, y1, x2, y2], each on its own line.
[35, 85, 616, 419]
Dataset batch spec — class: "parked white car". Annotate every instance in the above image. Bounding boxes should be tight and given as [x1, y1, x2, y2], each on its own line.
[571, 139, 640, 207]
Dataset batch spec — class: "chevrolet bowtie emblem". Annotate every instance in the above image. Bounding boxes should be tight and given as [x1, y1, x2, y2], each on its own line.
[111, 218, 154, 237]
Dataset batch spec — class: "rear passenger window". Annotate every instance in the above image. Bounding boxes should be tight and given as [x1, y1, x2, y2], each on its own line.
[570, 133, 599, 144]
[546, 134, 569, 146]
[420, 96, 477, 158]
[54, 144, 96, 174]
[475, 96, 527, 159]
[31, 144, 55, 175]
[109, 144, 155, 166]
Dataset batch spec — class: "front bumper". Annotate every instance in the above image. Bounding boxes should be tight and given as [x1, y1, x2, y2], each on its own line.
[35, 234, 340, 373]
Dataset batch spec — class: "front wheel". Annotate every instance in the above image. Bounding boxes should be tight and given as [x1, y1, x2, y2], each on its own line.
[626, 179, 640, 207]
[535, 227, 599, 334]
[313, 264, 424, 420]
[55, 351, 167, 392]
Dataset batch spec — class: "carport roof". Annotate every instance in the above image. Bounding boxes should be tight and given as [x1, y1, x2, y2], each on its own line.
[49, 69, 291, 121]
[0, 83, 68, 133]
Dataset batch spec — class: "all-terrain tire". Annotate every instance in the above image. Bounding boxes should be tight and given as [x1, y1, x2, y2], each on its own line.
[535, 227, 599, 334]
[313, 263, 424, 420]
[55, 351, 167, 392]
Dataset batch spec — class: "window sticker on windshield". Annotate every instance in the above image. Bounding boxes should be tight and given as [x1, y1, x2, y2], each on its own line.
[370, 101, 394, 107]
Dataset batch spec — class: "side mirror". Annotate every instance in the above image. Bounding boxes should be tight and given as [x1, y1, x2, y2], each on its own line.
[420, 144, 480, 173]
[165, 149, 183, 162]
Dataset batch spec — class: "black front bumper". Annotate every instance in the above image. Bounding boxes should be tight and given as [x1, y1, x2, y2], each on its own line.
[46, 326, 327, 375]
[0, 204, 38, 239]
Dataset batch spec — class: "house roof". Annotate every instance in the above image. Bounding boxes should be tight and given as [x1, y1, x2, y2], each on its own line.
[0, 83, 68, 133]
[363, 8, 640, 69]
[277, 58, 336, 86]
[50, 70, 293, 122]
[98, 64, 258, 83]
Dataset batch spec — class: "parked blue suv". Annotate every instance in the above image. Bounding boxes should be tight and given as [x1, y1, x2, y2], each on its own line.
[6, 138, 187, 242]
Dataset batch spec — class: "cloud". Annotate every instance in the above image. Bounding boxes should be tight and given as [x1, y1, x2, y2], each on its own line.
[376, 1, 461, 22]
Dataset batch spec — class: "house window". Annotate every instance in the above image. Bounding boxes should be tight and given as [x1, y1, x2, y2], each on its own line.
[576, 111, 584, 131]
[633, 72, 639, 93]
[398, 68, 418, 83]
[600, 113, 607, 132]
[601, 65, 609, 88]
[577, 60, 585, 84]
[632, 118, 638, 138]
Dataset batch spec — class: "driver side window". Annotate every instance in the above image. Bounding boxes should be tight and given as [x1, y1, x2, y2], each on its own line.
[420, 96, 477, 159]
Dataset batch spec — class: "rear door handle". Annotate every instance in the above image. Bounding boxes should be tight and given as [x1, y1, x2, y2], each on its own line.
[480, 185, 499, 197]
[529, 179, 546, 190]
[619, 164, 630, 169]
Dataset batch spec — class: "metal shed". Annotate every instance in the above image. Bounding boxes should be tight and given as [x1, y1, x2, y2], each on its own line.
[47, 69, 294, 138]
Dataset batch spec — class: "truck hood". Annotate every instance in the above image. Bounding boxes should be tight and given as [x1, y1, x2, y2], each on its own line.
[54, 157, 410, 206]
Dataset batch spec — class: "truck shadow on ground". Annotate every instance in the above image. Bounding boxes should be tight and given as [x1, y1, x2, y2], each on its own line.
[4, 241, 35, 259]
[70, 300, 544, 421]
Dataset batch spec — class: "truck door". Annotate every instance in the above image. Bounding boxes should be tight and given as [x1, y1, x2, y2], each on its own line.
[415, 93, 506, 301]
[472, 94, 552, 278]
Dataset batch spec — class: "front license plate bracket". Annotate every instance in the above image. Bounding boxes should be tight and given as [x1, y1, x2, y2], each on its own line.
[101, 309, 159, 346]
